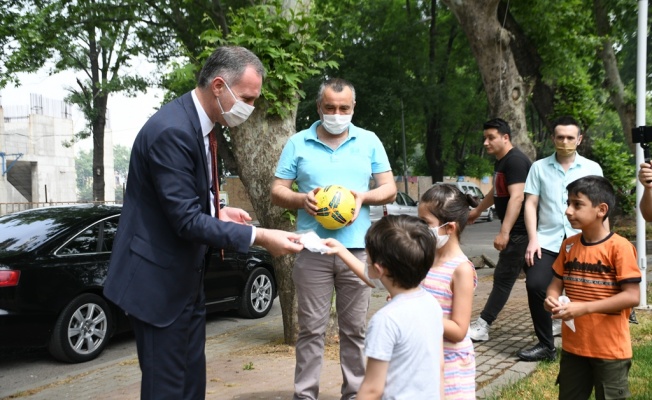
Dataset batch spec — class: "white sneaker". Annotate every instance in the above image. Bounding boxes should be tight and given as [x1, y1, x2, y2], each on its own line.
[552, 319, 562, 337]
[469, 317, 490, 342]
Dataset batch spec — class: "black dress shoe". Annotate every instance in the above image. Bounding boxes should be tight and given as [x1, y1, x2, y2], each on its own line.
[517, 343, 556, 362]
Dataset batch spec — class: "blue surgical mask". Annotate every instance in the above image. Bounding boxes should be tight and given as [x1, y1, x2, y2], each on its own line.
[217, 81, 255, 127]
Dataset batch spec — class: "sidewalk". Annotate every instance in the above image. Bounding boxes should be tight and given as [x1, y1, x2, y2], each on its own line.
[4, 256, 555, 400]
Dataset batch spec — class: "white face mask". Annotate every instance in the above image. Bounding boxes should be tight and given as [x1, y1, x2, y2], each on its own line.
[430, 222, 450, 249]
[321, 113, 352, 135]
[217, 81, 255, 127]
[364, 262, 384, 290]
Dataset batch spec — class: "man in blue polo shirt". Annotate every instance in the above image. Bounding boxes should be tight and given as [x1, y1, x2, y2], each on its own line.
[519, 115, 603, 361]
[271, 78, 396, 400]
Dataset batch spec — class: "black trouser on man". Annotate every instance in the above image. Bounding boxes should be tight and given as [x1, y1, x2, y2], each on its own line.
[524, 249, 558, 350]
[479, 234, 528, 324]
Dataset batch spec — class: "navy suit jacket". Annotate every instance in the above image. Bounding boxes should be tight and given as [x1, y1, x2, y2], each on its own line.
[104, 91, 252, 327]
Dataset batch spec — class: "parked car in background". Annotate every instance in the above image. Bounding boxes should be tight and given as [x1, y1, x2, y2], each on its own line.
[0, 205, 276, 363]
[436, 181, 496, 222]
[369, 191, 419, 222]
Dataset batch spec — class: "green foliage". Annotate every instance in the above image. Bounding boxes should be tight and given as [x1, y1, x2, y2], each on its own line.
[591, 133, 636, 215]
[164, 0, 339, 119]
[113, 145, 131, 178]
[75, 145, 131, 202]
[75, 149, 94, 202]
[458, 154, 493, 180]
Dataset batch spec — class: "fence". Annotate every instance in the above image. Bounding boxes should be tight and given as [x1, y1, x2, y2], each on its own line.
[0, 201, 122, 217]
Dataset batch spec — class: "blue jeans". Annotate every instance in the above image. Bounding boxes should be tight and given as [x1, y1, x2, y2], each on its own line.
[480, 233, 528, 325]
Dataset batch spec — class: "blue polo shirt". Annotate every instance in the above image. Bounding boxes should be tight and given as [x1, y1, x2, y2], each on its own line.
[524, 152, 603, 253]
[275, 121, 392, 248]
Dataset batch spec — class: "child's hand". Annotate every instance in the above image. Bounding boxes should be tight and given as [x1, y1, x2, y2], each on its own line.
[551, 301, 585, 320]
[322, 238, 345, 255]
[544, 295, 560, 313]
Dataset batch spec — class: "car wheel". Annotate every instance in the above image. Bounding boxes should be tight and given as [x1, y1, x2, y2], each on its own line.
[238, 267, 276, 319]
[48, 293, 114, 363]
[487, 209, 494, 222]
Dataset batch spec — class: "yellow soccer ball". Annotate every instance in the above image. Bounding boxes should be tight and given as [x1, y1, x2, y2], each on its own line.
[314, 185, 356, 230]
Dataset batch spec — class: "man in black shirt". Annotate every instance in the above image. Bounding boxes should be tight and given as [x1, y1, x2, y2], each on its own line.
[467, 118, 536, 349]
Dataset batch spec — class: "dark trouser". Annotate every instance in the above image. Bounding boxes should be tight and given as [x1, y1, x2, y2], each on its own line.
[525, 248, 558, 350]
[130, 282, 207, 400]
[480, 233, 528, 325]
[557, 350, 631, 400]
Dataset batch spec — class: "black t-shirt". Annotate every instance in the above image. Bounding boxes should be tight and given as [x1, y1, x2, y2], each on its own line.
[493, 147, 532, 235]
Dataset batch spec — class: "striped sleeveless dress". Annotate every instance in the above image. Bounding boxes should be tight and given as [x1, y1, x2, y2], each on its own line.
[421, 255, 478, 399]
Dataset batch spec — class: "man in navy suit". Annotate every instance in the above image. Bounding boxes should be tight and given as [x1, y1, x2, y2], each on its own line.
[104, 46, 303, 400]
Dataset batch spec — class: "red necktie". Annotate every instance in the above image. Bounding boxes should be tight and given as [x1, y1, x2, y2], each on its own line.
[209, 128, 220, 219]
[209, 128, 224, 260]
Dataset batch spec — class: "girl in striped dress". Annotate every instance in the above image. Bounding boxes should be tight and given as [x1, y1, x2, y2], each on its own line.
[419, 184, 478, 399]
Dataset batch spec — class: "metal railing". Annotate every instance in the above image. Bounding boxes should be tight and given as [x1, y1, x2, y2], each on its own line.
[0, 201, 122, 217]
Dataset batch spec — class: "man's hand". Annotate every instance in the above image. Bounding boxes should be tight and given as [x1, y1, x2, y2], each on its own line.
[303, 188, 320, 216]
[525, 239, 541, 267]
[347, 190, 364, 225]
[219, 207, 252, 224]
[468, 208, 480, 224]
[254, 228, 304, 257]
[639, 162, 652, 188]
[494, 231, 509, 251]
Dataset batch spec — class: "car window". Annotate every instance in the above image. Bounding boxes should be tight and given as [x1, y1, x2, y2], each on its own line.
[58, 216, 120, 255]
[472, 187, 484, 199]
[403, 193, 417, 206]
[396, 193, 406, 206]
[0, 214, 70, 253]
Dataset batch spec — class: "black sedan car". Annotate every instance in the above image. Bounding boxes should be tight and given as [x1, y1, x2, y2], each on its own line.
[0, 204, 277, 363]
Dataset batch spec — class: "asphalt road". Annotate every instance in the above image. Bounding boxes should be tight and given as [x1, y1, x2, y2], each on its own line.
[0, 220, 501, 398]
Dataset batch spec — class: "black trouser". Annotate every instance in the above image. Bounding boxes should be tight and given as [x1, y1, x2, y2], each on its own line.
[480, 233, 528, 324]
[524, 248, 558, 350]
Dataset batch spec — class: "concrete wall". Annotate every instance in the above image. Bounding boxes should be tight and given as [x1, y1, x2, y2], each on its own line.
[0, 102, 115, 204]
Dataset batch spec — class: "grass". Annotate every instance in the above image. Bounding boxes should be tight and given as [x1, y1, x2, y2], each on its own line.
[489, 285, 652, 399]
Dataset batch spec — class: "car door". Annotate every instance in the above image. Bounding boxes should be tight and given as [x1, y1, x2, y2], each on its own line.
[203, 250, 247, 306]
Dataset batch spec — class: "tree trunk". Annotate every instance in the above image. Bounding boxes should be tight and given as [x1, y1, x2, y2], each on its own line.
[229, 103, 299, 344]
[441, 0, 535, 160]
[92, 96, 108, 202]
[593, 0, 636, 152]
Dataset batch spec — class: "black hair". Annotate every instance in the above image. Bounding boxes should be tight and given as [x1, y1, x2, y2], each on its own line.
[365, 215, 436, 289]
[552, 116, 582, 137]
[483, 118, 511, 139]
[566, 175, 615, 221]
[197, 46, 265, 88]
[420, 184, 478, 239]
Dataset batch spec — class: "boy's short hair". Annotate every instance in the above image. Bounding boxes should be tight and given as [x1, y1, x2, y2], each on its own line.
[365, 215, 436, 289]
[566, 175, 616, 220]
[483, 118, 511, 139]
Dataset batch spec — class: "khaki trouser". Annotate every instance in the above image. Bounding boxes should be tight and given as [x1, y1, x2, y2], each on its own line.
[292, 249, 371, 400]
